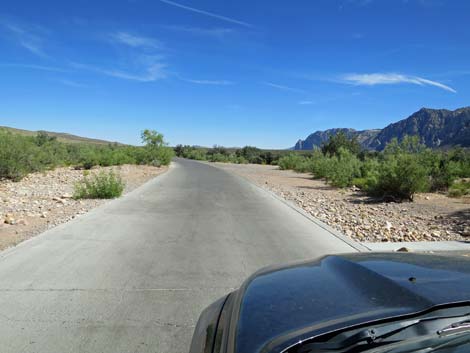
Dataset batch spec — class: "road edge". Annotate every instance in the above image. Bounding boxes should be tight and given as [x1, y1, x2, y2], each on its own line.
[0, 163, 175, 259]
[204, 161, 369, 253]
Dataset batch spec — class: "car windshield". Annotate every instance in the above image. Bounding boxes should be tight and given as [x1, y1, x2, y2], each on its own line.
[293, 310, 470, 353]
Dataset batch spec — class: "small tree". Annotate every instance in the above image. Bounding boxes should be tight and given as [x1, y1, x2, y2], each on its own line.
[321, 132, 362, 157]
[141, 129, 166, 148]
[141, 129, 174, 166]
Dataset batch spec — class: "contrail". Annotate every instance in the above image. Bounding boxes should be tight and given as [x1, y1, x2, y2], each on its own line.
[159, 0, 252, 28]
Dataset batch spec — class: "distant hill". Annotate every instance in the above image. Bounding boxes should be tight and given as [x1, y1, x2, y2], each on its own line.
[294, 107, 470, 151]
[0, 126, 121, 145]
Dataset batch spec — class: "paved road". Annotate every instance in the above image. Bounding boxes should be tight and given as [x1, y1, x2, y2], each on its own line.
[0, 159, 358, 353]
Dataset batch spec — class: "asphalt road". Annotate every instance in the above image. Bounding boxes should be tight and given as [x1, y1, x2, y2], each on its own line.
[0, 159, 358, 353]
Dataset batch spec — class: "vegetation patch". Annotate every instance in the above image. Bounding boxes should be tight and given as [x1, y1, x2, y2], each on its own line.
[448, 179, 470, 198]
[0, 129, 174, 182]
[270, 134, 469, 202]
[73, 171, 125, 199]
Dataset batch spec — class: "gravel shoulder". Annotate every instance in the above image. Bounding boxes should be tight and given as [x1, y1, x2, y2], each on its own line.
[214, 162, 470, 243]
[0, 164, 168, 250]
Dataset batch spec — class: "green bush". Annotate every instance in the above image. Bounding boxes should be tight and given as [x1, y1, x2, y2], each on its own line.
[0, 128, 172, 181]
[308, 151, 333, 180]
[278, 154, 305, 170]
[140, 129, 174, 166]
[448, 179, 470, 198]
[0, 131, 43, 180]
[187, 149, 207, 160]
[328, 148, 362, 187]
[209, 153, 230, 162]
[73, 171, 125, 199]
[369, 153, 429, 201]
[321, 131, 362, 156]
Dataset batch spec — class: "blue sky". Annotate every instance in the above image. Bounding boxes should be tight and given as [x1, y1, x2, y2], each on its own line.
[0, 0, 469, 148]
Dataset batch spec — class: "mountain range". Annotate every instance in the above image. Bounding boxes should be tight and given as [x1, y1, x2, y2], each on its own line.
[294, 107, 470, 151]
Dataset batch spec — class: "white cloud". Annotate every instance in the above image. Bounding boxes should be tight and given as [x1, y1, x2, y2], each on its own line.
[341, 73, 456, 93]
[110, 32, 161, 49]
[263, 82, 306, 94]
[159, 0, 252, 27]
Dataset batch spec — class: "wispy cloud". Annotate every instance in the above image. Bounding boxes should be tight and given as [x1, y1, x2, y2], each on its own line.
[163, 25, 235, 39]
[56, 79, 87, 88]
[182, 78, 234, 85]
[341, 73, 456, 93]
[263, 82, 306, 94]
[86, 30, 168, 82]
[104, 63, 167, 82]
[0, 63, 69, 72]
[159, 0, 252, 27]
[110, 31, 161, 49]
[71, 59, 167, 82]
[0, 20, 48, 57]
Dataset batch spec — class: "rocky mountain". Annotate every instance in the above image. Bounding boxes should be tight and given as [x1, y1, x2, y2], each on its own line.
[294, 107, 470, 150]
[294, 128, 380, 150]
[368, 107, 470, 150]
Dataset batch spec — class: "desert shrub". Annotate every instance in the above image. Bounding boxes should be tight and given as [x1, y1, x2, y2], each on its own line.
[355, 157, 381, 191]
[328, 148, 362, 187]
[308, 151, 332, 179]
[448, 179, 470, 198]
[278, 154, 305, 170]
[369, 153, 429, 201]
[77, 146, 100, 169]
[233, 155, 248, 164]
[73, 171, 125, 199]
[292, 158, 313, 173]
[352, 177, 368, 190]
[187, 149, 207, 160]
[209, 153, 230, 162]
[321, 131, 362, 157]
[0, 128, 172, 181]
[0, 131, 41, 180]
[140, 129, 174, 166]
[236, 146, 262, 164]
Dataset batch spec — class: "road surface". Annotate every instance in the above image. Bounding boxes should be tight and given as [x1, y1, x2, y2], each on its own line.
[0, 159, 358, 353]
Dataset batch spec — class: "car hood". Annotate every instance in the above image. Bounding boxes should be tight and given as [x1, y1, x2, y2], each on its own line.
[234, 252, 470, 353]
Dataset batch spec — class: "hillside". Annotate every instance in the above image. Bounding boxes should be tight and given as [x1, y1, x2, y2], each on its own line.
[294, 107, 470, 150]
[0, 126, 120, 145]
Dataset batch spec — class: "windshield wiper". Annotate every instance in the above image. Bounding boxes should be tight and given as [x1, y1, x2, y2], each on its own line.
[438, 320, 470, 337]
[297, 313, 470, 353]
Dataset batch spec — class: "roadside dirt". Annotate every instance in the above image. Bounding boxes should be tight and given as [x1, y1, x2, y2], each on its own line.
[0, 165, 167, 251]
[214, 163, 470, 243]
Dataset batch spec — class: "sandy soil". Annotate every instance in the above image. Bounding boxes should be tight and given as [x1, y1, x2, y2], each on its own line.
[0, 164, 167, 251]
[214, 162, 470, 243]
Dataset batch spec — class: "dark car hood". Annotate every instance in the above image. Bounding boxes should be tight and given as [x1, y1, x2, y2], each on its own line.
[234, 252, 470, 353]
